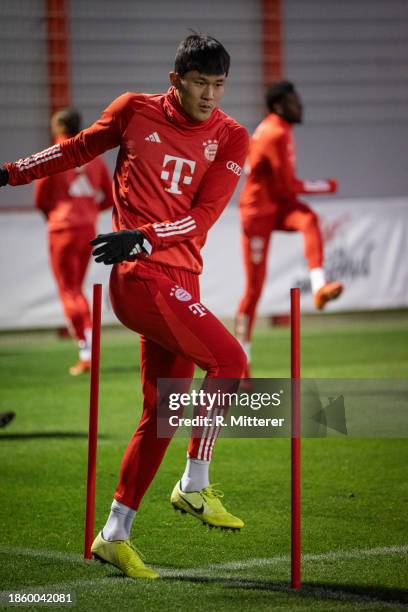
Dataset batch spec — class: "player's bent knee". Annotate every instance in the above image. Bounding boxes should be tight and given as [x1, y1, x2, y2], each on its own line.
[227, 340, 248, 378]
[236, 345, 248, 377]
[206, 338, 247, 378]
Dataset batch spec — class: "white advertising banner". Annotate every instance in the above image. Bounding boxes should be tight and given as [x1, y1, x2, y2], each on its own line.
[0, 197, 407, 329]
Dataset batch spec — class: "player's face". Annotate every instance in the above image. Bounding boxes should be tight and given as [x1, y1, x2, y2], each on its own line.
[170, 71, 226, 121]
[279, 91, 303, 124]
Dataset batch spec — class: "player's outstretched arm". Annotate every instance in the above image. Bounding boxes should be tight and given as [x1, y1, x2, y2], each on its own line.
[266, 131, 338, 197]
[1, 93, 133, 188]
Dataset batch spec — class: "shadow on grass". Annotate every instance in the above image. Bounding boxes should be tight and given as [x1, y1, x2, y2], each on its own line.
[0, 432, 109, 441]
[162, 574, 408, 606]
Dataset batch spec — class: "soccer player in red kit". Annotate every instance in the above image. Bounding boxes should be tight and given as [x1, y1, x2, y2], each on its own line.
[0, 35, 249, 579]
[236, 81, 343, 374]
[35, 109, 114, 375]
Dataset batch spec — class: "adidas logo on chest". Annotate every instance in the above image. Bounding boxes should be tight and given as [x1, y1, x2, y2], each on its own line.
[145, 131, 161, 143]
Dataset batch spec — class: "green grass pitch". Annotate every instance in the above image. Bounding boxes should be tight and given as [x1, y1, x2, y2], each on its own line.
[0, 315, 407, 610]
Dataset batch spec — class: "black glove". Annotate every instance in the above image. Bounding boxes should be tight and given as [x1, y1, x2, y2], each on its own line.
[90, 230, 150, 265]
[0, 168, 9, 187]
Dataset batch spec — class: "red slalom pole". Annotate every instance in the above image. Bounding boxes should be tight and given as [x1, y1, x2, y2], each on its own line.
[84, 284, 102, 560]
[290, 287, 301, 589]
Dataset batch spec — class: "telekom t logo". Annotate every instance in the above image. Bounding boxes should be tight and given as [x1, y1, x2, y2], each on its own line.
[160, 155, 196, 194]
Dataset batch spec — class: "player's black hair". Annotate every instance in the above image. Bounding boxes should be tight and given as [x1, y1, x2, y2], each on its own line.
[174, 33, 230, 77]
[53, 108, 82, 136]
[265, 80, 296, 112]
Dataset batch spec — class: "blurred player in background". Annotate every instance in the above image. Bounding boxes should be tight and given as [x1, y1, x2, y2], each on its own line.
[0, 34, 248, 579]
[236, 81, 343, 376]
[35, 109, 114, 375]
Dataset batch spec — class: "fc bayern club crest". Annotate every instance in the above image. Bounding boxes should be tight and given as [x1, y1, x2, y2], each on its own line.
[203, 140, 218, 161]
[170, 284, 192, 302]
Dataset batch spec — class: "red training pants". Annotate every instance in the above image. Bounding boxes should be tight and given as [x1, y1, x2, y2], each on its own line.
[49, 225, 94, 341]
[110, 260, 247, 510]
[237, 200, 323, 341]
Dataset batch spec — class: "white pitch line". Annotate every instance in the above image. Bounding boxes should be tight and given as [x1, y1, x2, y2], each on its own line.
[0, 543, 406, 576]
[0, 545, 85, 564]
[196, 544, 408, 572]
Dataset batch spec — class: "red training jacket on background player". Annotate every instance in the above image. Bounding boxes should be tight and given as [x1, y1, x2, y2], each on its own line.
[239, 113, 336, 220]
[6, 88, 248, 274]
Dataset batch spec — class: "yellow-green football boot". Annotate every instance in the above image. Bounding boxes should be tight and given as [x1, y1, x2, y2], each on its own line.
[170, 482, 244, 530]
[91, 532, 159, 579]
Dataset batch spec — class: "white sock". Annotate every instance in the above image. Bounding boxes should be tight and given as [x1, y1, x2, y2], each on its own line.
[240, 340, 251, 363]
[84, 327, 92, 347]
[79, 328, 92, 361]
[310, 267, 326, 294]
[102, 499, 136, 541]
[78, 341, 91, 362]
[180, 457, 210, 492]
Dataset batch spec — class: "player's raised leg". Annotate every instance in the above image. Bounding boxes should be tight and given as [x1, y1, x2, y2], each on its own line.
[92, 262, 246, 575]
[282, 202, 343, 309]
[115, 263, 245, 530]
[173, 375, 245, 530]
